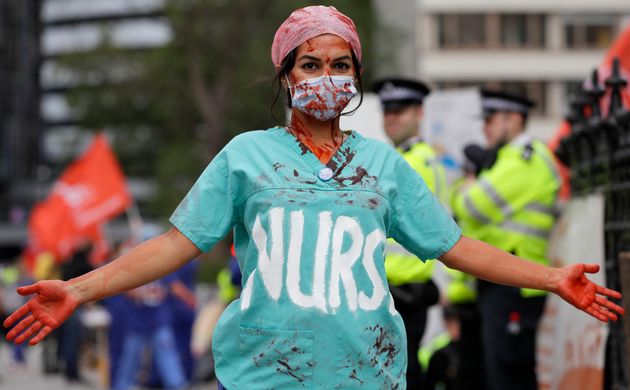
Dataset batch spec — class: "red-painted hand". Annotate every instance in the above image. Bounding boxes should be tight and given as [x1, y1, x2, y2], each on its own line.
[556, 264, 625, 322]
[3, 280, 80, 345]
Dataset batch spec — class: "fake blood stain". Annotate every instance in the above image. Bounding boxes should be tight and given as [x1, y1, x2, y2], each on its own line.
[287, 115, 342, 164]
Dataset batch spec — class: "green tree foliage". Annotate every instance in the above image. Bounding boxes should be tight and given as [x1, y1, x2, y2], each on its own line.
[61, 0, 374, 218]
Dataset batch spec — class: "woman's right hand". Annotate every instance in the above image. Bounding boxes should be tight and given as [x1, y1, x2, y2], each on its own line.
[3, 280, 80, 345]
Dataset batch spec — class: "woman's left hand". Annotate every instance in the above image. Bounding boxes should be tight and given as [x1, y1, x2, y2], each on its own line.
[555, 263, 625, 322]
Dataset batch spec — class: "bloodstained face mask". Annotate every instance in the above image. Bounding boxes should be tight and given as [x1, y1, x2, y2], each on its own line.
[287, 75, 358, 121]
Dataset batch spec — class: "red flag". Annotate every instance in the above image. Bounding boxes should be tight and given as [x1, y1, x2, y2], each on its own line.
[54, 134, 132, 229]
[28, 196, 81, 262]
[26, 134, 131, 266]
[603, 22, 630, 72]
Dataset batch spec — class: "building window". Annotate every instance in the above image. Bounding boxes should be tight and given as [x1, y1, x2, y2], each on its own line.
[501, 14, 546, 49]
[565, 80, 584, 96]
[437, 14, 547, 49]
[435, 80, 547, 116]
[564, 15, 616, 49]
[502, 81, 546, 115]
[438, 14, 486, 49]
[435, 80, 485, 90]
[564, 80, 585, 99]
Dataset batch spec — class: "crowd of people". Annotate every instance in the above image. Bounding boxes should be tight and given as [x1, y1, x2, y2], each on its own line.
[370, 76, 561, 389]
[2, 5, 625, 390]
[0, 241, 201, 389]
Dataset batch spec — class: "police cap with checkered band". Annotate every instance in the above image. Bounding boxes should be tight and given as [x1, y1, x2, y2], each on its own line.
[481, 88, 535, 119]
[373, 78, 431, 111]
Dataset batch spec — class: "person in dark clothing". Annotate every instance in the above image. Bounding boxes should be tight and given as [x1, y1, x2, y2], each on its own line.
[373, 77, 445, 389]
[58, 242, 94, 382]
[422, 305, 460, 390]
[145, 259, 198, 388]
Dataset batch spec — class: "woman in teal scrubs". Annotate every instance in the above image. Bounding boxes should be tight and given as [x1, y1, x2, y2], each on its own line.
[4, 6, 624, 390]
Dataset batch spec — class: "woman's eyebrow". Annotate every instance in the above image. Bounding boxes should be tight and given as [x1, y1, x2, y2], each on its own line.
[332, 55, 352, 62]
[297, 54, 322, 62]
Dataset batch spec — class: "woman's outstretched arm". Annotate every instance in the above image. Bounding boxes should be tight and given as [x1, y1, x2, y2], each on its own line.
[4, 227, 201, 345]
[440, 236, 624, 322]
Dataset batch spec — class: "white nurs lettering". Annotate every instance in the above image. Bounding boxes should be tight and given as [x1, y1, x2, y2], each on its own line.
[328, 216, 363, 312]
[252, 207, 284, 301]
[358, 230, 387, 311]
[286, 211, 331, 313]
[240, 269, 256, 310]
[244, 208, 391, 316]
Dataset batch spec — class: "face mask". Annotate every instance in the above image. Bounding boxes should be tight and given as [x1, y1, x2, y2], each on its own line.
[287, 75, 358, 121]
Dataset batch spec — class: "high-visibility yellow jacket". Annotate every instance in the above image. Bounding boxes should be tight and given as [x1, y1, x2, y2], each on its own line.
[1, 265, 19, 286]
[385, 138, 449, 286]
[451, 134, 561, 297]
[217, 268, 239, 303]
[418, 332, 452, 371]
[445, 266, 477, 303]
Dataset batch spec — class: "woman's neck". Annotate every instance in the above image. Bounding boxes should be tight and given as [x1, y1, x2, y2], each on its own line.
[287, 109, 344, 164]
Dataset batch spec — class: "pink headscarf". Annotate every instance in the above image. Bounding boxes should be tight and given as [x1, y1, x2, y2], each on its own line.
[271, 6, 362, 69]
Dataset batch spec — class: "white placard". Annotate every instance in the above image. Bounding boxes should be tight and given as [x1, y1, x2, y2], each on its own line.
[422, 88, 486, 182]
[537, 194, 608, 390]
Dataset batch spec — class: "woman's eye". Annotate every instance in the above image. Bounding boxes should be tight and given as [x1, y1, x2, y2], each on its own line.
[302, 63, 318, 70]
[334, 63, 350, 71]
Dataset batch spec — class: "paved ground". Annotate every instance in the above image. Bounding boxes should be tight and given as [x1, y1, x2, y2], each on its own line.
[0, 341, 217, 389]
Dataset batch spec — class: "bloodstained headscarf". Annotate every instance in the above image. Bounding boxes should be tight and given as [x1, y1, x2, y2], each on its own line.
[271, 6, 362, 69]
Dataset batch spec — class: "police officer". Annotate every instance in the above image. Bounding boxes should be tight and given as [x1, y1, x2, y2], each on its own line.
[374, 78, 448, 389]
[444, 139, 491, 390]
[443, 267, 485, 390]
[451, 89, 561, 390]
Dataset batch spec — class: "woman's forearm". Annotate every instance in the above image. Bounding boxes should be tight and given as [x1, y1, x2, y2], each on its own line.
[67, 227, 201, 304]
[440, 236, 562, 293]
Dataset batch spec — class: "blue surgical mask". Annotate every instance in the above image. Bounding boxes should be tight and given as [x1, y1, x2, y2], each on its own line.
[287, 75, 358, 121]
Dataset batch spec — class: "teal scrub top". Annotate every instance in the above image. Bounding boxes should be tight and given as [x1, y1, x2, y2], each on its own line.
[170, 127, 461, 389]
